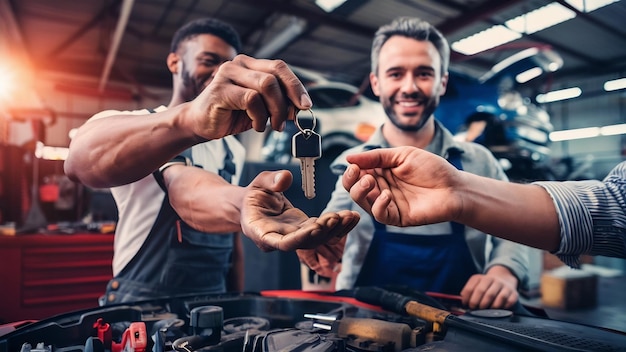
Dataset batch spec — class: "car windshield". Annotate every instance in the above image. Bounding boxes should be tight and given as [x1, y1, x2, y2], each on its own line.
[309, 87, 360, 109]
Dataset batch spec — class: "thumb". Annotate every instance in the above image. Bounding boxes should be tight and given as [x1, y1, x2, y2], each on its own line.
[345, 148, 396, 169]
[249, 170, 293, 192]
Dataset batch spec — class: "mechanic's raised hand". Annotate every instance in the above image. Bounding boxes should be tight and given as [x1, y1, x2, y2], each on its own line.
[240, 170, 360, 252]
[460, 267, 519, 309]
[342, 146, 463, 227]
[187, 54, 312, 141]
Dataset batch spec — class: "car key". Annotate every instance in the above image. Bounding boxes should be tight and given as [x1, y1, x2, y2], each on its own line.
[292, 129, 321, 199]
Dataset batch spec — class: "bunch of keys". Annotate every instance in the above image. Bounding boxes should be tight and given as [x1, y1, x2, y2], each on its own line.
[291, 109, 321, 199]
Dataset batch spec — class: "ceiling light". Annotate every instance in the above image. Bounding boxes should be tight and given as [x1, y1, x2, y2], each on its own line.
[506, 3, 576, 34]
[565, 0, 620, 12]
[516, 67, 543, 83]
[315, 0, 347, 12]
[604, 78, 626, 92]
[35, 141, 70, 160]
[452, 0, 620, 57]
[549, 123, 626, 142]
[451, 25, 522, 56]
[536, 87, 582, 103]
[548, 62, 561, 72]
[550, 127, 600, 141]
[600, 124, 626, 136]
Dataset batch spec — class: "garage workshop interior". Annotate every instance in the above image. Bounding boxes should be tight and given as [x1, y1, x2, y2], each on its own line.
[1, 0, 626, 351]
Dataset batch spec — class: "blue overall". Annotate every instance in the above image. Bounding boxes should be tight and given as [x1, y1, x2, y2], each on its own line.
[103, 140, 236, 304]
[354, 151, 478, 295]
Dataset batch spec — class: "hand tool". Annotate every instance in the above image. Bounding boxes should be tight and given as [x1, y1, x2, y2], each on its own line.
[354, 286, 626, 352]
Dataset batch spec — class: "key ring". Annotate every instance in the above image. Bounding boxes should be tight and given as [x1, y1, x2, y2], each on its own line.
[294, 109, 317, 137]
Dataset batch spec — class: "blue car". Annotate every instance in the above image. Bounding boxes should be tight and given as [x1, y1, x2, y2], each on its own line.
[438, 48, 562, 181]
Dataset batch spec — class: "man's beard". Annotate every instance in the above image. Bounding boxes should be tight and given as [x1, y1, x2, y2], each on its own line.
[181, 63, 206, 101]
[383, 95, 439, 132]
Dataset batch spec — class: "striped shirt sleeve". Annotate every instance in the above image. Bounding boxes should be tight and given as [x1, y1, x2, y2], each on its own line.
[533, 161, 626, 268]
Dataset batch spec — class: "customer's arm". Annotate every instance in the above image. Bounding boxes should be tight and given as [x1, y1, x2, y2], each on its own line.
[341, 146, 561, 251]
[533, 162, 626, 265]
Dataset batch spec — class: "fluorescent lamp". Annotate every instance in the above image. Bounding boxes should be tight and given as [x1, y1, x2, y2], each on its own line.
[506, 3, 576, 34]
[315, 0, 347, 12]
[451, 25, 522, 56]
[548, 62, 561, 72]
[600, 124, 626, 136]
[35, 141, 69, 160]
[604, 78, 626, 92]
[566, 0, 620, 12]
[549, 123, 626, 142]
[451, 0, 620, 57]
[536, 87, 582, 103]
[550, 127, 600, 141]
[516, 67, 543, 83]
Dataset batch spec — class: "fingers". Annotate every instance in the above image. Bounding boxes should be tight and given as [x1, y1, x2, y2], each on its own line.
[461, 275, 519, 309]
[344, 166, 376, 214]
[254, 210, 359, 252]
[370, 189, 393, 224]
[493, 289, 518, 309]
[227, 55, 312, 131]
[254, 214, 339, 252]
[343, 170, 400, 226]
[341, 164, 361, 194]
[320, 210, 360, 240]
[345, 148, 401, 170]
[296, 249, 323, 275]
[462, 275, 498, 309]
[249, 170, 293, 193]
[296, 249, 336, 278]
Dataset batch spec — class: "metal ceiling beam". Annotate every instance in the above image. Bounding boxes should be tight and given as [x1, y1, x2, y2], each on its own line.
[98, 0, 135, 92]
[439, 0, 605, 68]
[150, 0, 176, 37]
[48, 0, 122, 58]
[237, 0, 376, 38]
[436, 0, 526, 35]
[237, 0, 525, 42]
[475, 18, 606, 67]
[555, 0, 626, 39]
[39, 59, 171, 88]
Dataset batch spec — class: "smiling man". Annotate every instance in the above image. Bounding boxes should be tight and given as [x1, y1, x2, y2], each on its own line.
[65, 18, 359, 304]
[298, 17, 529, 310]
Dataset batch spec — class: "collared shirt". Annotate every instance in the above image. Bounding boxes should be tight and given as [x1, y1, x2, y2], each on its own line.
[534, 161, 626, 267]
[325, 120, 531, 291]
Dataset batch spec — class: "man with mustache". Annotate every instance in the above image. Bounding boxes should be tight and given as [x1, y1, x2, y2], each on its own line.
[64, 18, 359, 304]
[299, 17, 529, 310]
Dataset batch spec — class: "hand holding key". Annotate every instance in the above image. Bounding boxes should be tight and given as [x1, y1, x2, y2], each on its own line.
[292, 110, 321, 199]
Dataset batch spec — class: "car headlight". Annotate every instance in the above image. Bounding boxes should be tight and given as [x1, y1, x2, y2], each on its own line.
[498, 91, 524, 110]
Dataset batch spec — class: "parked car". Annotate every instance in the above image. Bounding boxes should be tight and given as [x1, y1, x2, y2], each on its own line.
[261, 80, 386, 164]
[437, 47, 562, 181]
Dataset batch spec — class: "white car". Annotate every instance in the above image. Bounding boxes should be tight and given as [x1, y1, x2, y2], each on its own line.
[262, 80, 387, 163]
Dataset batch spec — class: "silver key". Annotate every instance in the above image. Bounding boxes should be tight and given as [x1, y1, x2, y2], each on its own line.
[292, 129, 321, 199]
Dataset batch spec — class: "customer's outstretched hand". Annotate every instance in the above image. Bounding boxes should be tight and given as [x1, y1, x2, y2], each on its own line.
[342, 146, 462, 227]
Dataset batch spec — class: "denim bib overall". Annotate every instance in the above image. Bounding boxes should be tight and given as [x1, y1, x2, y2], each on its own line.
[103, 140, 236, 304]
